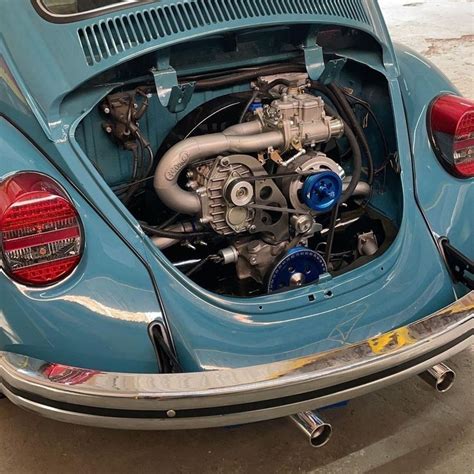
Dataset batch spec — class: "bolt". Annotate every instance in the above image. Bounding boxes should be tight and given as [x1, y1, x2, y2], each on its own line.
[105, 126, 113, 134]
[166, 410, 176, 418]
[249, 225, 257, 233]
[103, 107, 110, 114]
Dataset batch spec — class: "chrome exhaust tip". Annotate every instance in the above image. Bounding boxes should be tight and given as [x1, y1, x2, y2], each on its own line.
[290, 410, 333, 448]
[419, 362, 456, 393]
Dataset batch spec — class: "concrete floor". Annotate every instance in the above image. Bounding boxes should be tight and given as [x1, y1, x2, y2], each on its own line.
[1, 1, 473, 473]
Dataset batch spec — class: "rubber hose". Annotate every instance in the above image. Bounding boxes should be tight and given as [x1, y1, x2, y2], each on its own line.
[238, 90, 259, 123]
[321, 102, 362, 202]
[310, 81, 351, 124]
[327, 83, 374, 186]
[141, 224, 211, 239]
[339, 124, 362, 202]
[194, 64, 306, 90]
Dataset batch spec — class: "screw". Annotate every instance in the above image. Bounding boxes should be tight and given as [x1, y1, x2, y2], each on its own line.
[105, 126, 113, 134]
[166, 410, 176, 418]
[103, 107, 110, 114]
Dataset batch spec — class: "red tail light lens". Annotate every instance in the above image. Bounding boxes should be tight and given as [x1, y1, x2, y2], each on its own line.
[428, 94, 474, 178]
[0, 172, 83, 286]
[42, 363, 99, 385]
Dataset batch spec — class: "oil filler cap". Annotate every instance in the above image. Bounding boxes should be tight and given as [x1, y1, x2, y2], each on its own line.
[301, 171, 342, 212]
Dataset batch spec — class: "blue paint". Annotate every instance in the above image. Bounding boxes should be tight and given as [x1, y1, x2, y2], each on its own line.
[394, 43, 474, 261]
[302, 172, 343, 212]
[0, 1, 466, 374]
[0, 119, 161, 373]
[267, 248, 328, 293]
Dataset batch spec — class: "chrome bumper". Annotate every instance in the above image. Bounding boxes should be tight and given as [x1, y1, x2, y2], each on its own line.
[1, 292, 473, 430]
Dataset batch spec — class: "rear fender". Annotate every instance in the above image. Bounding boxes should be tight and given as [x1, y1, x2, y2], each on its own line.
[0, 117, 163, 373]
[394, 43, 473, 259]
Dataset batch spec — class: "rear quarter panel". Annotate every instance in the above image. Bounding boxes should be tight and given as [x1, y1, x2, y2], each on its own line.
[0, 117, 162, 373]
[395, 43, 474, 259]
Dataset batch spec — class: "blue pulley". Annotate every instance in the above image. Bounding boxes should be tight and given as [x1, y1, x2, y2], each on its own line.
[301, 171, 343, 212]
[267, 247, 327, 293]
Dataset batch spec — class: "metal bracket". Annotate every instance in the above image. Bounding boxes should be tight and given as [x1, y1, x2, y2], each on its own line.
[152, 52, 195, 113]
[319, 58, 347, 85]
[303, 26, 325, 81]
[441, 239, 474, 290]
[303, 44, 325, 81]
[303, 27, 346, 83]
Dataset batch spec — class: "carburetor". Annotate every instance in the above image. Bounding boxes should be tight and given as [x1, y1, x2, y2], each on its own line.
[261, 92, 345, 150]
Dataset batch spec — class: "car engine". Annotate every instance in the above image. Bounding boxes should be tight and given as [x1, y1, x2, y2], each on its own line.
[149, 83, 366, 292]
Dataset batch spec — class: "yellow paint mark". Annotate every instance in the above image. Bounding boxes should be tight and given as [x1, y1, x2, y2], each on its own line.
[368, 327, 416, 354]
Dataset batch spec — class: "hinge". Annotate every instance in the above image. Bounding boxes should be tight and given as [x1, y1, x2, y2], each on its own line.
[151, 51, 195, 113]
[302, 27, 346, 83]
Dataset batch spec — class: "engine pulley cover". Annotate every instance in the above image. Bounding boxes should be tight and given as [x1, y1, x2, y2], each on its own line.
[301, 171, 342, 212]
[267, 247, 327, 293]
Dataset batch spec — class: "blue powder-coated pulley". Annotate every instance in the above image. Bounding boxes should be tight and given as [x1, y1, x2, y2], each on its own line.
[301, 171, 343, 212]
[267, 247, 328, 293]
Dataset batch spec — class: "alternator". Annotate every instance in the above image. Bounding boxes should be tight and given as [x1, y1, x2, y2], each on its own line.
[188, 154, 289, 241]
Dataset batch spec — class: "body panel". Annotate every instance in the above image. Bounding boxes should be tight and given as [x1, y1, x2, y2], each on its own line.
[0, 1, 469, 375]
[0, 118, 162, 372]
[1, 292, 472, 429]
[395, 43, 474, 259]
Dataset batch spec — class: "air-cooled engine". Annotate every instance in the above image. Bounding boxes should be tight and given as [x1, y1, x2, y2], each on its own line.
[152, 86, 353, 291]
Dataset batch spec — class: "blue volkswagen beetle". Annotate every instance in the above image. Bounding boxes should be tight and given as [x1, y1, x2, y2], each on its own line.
[0, 0, 472, 445]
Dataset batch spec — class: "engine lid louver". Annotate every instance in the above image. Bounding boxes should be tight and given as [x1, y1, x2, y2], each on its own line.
[77, 0, 370, 66]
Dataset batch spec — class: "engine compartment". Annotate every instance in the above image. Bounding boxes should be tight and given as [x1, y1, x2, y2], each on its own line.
[75, 26, 402, 298]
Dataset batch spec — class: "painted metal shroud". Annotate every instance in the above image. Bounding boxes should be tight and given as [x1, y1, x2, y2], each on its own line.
[0, 292, 472, 429]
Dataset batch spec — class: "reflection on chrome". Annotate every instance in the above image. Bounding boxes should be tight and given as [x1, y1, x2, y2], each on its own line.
[291, 411, 332, 448]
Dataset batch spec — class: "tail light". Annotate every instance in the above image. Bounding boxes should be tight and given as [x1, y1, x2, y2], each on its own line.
[428, 94, 474, 178]
[0, 172, 83, 286]
[42, 363, 99, 385]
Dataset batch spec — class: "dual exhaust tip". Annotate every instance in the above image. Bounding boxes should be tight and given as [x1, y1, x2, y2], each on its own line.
[290, 363, 456, 448]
